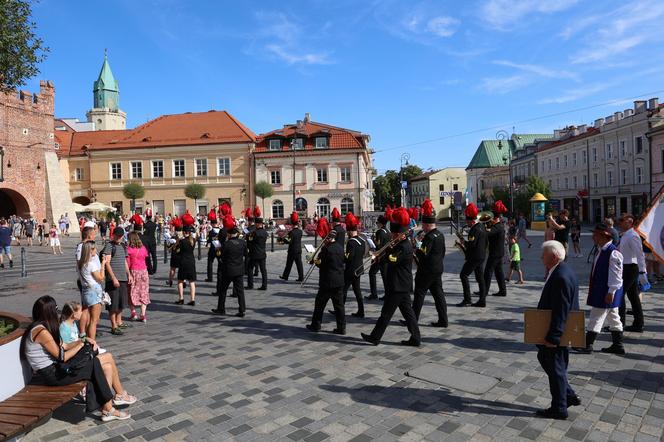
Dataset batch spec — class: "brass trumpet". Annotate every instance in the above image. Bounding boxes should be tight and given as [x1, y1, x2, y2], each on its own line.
[300, 232, 335, 287]
[354, 229, 413, 277]
[478, 211, 494, 224]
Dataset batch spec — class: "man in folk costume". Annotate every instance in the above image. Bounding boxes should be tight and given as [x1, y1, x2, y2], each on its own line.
[457, 203, 488, 307]
[246, 207, 268, 290]
[279, 212, 304, 282]
[412, 199, 448, 327]
[366, 207, 390, 301]
[341, 213, 366, 318]
[483, 200, 508, 299]
[212, 215, 248, 317]
[574, 223, 626, 355]
[205, 207, 225, 282]
[362, 207, 421, 347]
[143, 207, 158, 275]
[306, 221, 346, 334]
[331, 207, 346, 246]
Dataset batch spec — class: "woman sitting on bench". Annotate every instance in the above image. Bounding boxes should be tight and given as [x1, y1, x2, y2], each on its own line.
[21, 295, 138, 421]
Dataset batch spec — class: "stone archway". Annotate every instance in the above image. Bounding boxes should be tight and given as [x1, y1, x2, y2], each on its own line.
[0, 188, 31, 218]
[72, 196, 91, 205]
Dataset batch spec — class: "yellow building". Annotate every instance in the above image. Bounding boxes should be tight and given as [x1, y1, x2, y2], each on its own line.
[56, 110, 256, 216]
[409, 167, 466, 219]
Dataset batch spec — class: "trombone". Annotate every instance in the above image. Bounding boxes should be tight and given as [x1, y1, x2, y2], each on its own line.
[300, 231, 334, 287]
[354, 229, 413, 277]
[450, 221, 466, 253]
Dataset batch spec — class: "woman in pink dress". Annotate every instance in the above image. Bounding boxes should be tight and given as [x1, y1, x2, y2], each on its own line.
[126, 232, 150, 322]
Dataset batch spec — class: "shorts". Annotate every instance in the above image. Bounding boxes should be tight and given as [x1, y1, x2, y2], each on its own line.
[50, 238, 60, 247]
[510, 261, 521, 271]
[1, 246, 10, 255]
[105, 280, 128, 312]
[517, 230, 527, 238]
[81, 284, 103, 307]
[25, 233, 33, 238]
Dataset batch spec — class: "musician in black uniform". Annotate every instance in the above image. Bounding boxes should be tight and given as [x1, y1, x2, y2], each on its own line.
[331, 207, 346, 246]
[279, 212, 303, 282]
[483, 201, 508, 300]
[306, 230, 346, 334]
[457, 203, 488, 307]
[412, 199, 448, 327]
[212, 216, 248, 317]
[246, 214, 268, 290]
[143, 209, 158, 275]
[362, 208, 421, 347]
[205, 216, 226, 282]
[244, 208, 259, 277]
[342, 213, 365, 318]
[366, 215, 389, 300]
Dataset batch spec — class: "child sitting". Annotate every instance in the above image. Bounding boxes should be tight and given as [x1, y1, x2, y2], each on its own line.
[59, 301, 104, 354]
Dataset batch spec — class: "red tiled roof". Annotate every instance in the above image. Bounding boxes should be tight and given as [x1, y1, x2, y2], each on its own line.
[255, 121, 367, 152]
[538, 127, 600, 152]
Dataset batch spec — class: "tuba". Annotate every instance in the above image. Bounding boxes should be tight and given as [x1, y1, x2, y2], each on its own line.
[478, 211, 494, 224]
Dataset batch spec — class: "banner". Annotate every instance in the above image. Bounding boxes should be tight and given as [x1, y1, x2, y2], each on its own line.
[635, 185, 664, 264]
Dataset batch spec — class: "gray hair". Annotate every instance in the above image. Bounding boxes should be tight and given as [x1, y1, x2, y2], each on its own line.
[542, 240, 566, 261]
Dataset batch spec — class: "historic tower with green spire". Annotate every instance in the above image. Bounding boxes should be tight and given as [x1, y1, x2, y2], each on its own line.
[86, 51, 127, 130]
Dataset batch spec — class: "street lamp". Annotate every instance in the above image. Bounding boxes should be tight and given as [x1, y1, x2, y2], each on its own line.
[400, 153, 410, 207]
[496, 130, 514, 214]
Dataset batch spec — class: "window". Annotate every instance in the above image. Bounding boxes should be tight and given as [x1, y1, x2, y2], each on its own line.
[316, 198, 330, 218]
[340, 166, 351, 182]
[217, 157, 230, 176]
[583, 175, 587, 188]
[110, 162, 122, 180]
[636, 166, 643, 184]
[315, 137, 328, 149]
[606, 143, 613, 160]
[620, 140, 626, 157]
[317, 168, 328, 182]
[75, 168, 83, 181]
[439, 184, 444, 192]
[152, 160, 164, 178]
[607, 170, 613, 186]
[291, 138, 304, 150]
[564, 177, 568, 189]
[340, 197, 354, 215]
[173, 159, 185, 177]
[268, 139, 281, 151]
[592, 147, 597, 162]
[635, 136, 643, 154]
[573, 176, 577, 188]
[272, 200, 284, 218]
[541, 161, 544, 171]
[556, 157, 560, 169]
[131, 161, 143, 179]
[593, 173, 598, 187]
[564, 155, 568, 167]
[556, 178, 560, 189]
[572, 152, 577, 166]
[195, 158, 208, 177]
[621, 169, 627, 185]
[548, 159, 551, 170]
[453, 183, 458, 191]
[582, 150, 587, 164]
[270, 170, 281, 185]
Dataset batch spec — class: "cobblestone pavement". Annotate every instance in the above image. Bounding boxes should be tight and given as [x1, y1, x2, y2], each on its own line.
[1, 231, 663, 442]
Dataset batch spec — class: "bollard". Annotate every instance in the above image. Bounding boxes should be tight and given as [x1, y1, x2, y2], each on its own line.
[20, 247, 27, 277]
[271, 231, 274, 252]
[198, 237, 202, 260]
[163, 242, 168, 264]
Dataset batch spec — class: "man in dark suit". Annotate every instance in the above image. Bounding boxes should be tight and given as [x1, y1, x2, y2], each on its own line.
[535, 240, 581, 420]
[246, 213, 268, 290]
[143, 208, 158, 275]
[280, 212, 304, 282]
[212, 216, 248, 317]
[307, 230, 346, 334]
[483, 201, 507, 299]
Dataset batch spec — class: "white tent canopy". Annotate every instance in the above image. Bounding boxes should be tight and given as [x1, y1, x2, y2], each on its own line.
[78, 202, 117, 212]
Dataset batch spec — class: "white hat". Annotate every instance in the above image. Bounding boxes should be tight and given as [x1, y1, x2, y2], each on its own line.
[84, 221, 96, 228]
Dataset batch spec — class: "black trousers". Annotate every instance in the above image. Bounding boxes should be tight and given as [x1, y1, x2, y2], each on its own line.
[247, 258, 267, 288]
[217, 274, 245, 313]
[369, 290, 420, 343]
[369, 261, 386, 297]
[343, 274, 364, 315]
[619, 264, 642, 328]
[413, 272, 447, 324]
[460, 260, 485, 303]
[207, 251, 219, 281]
[282, 252, 303, 280]
[537, 346, 576, 412]
[146, 243, 158, 275]
[311, 286, 345, 331]
[483, 256, 506, 297]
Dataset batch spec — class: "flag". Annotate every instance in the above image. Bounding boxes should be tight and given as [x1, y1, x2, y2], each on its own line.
[635, 185, 664, 264]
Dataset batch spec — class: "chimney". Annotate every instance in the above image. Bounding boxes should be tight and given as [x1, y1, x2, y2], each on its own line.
[578, 124, 587, 134]
[296, 120, 303, 129]
[605, 115, 614, 124]
[304, 112, 311, 123]
[634, 100, 647, 113]
[648, 98, 659, 110]
[624, 108, 634, 117]
[594, 118, 605, 128]
[614, 111, 623, 121]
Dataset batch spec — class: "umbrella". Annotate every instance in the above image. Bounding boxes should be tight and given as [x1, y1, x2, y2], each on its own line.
[72, 203, 87, 212]
[83, 202, 117, 212]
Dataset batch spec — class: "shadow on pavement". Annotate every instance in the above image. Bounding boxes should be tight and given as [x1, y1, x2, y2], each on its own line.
[570, 369, 663, 393]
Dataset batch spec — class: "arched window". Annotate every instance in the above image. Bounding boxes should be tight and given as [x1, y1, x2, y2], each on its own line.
[316, 198, 330, 218]
[272, 200, 284, 219]
[340, 197, 354, 215]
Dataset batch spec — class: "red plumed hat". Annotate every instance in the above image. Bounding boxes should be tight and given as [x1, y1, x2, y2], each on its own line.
[465, 203, 479, 219]
[208, 209, 217, 222]
[144, 207, 153, 218]
[182, 210, 195, 226]
[289, 211, 299, 224]
[220, 203, 231, 216]
[390, 207, 410, 233]
[421, 199, 436, 223]
[253, 206, 261, 218]
[344, 212, 358, 231]
[492, 200, 507, 216]
[222, 214, 236, 231]
[130, 213, 143, 226]
[408, 207, 419, 221]
[316, 217, 331, 238]
[331, 207, 341, 222]
[245, 208, 254, 220]
[171, 216, 183, 230]
[384, 204, 393, 222]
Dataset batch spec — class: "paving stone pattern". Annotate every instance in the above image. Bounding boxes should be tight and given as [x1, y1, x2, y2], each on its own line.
[1, 231, 663, 441]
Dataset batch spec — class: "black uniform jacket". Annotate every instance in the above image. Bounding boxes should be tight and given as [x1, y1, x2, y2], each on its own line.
[486, 221, 505, 258]
[318, 240, 345, 289]
[415, 228, 445, 275]
[373, 227, 389, 260]
[248, 228, 268, 260]
[207, 227, 227, 256]
[333, 224, 346, 247]
[284, 227, 302, 255]
[537, 262, 579, 346]
[385, 238, 414, 293]
[143, 220, 157, 245]
[219, 237, 248, 277]
[344, 235, 365, 277]
[464, 222, 487, 263]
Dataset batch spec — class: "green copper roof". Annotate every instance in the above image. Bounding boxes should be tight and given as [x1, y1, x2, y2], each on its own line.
[466, 134, 551, 169]
[93, 54, 120, 111]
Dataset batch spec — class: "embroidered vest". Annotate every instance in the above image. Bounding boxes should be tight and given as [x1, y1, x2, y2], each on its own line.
[587, 243, 624, 309]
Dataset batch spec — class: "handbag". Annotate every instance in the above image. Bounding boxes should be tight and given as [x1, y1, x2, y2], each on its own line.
[56, 343, 94, 377]
[101, 291, 112, 305]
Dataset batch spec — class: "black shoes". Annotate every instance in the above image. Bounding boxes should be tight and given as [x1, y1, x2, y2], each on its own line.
[211, 309, 226, 315]
[279, 275, 287, 281]
[430, 321, 448, 328]
[9, 260, 13, 268]
[492, 292, 506, 297]
[245, 286, 254, 289]
[306, 324, 321, 333]
[471, 301, 486, 308]
[204, 278, 213, 282]
[473, 291, 481, 296]
[365, 295, 378, 300]
[187, 300, 196, 306]
[295, 278, 304, 282]
[535, 408, 568, 420]
[624, 325, 643, 333]
[258, 286, 267, 291]
[361, 333, 379, 346]
[351, 312, 364, 318]
[567, 395, 581, 407]
[400, 338, 421, 347]
[332, 328, 346, 335]
[235, 312, 245, 318]
[456, 301, 471, 307]
[174, 299, 184, 305]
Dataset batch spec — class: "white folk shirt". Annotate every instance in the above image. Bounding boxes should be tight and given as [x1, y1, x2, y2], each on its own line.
[618, 228, 646, 272]
[593, 241, 623, 296]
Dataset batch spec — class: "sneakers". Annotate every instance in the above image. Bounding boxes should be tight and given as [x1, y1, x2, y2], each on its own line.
[139, 315, 147, 323]
[113, 392, 138, 406]
[101, 407, 131, 422]
[111, 327, 124, 336]
[128, 311, 138, 321]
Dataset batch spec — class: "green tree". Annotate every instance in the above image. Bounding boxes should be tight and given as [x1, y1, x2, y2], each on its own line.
[184, 183, 206, 214]
[254, 181, 274, 218]
[0, 0, 49, 92]
[372, 165, 423, 209]
[492, 186, 510, 205]
[122, 183, 145, 212]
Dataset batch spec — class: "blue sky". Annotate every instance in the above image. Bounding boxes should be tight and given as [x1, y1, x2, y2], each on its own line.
[26, 0, 664, 174]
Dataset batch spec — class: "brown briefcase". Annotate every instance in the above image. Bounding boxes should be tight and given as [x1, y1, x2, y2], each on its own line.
[523, 309, 585, 347]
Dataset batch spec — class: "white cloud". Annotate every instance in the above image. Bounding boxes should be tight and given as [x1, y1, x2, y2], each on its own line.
[480, 0, 578, 30]
[265, 44, 332, 65]
[478, 75, 528, 94]
[493, 60, 579, 80]
[570, 36, 644, 65]
[374, 1, 461, 45]
[426, 16, 460, 37]
[538, 83, 610, 104]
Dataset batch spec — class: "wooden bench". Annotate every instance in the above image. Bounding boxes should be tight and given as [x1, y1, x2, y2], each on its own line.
[0, 312, 86, 442]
